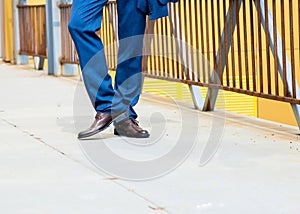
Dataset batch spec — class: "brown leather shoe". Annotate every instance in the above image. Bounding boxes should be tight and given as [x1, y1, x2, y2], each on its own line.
[114, 119, 150, 138]
[78, 113, 114, 139]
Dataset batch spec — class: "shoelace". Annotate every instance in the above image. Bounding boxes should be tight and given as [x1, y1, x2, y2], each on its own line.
[131, 118, 139, 126]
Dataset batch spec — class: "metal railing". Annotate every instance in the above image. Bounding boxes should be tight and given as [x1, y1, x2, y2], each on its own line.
[144, 1, 300, 106]
[58, 1, 117, 69]
[59, 4, 78, 65]
[17, 4, 47, 58]
[59, 0, 300, 123]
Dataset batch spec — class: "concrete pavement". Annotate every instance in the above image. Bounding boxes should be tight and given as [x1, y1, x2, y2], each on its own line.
[1, 63, 300, 214]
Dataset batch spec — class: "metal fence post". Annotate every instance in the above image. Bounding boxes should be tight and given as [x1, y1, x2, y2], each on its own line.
[13, 0, 29, 65]
[46, 0, 61, 76]
[59, 0, 78, 76]
[0, 0, 3, 60]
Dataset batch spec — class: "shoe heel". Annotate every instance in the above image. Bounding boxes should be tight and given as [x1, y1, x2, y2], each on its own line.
[114, 129, 119, 136]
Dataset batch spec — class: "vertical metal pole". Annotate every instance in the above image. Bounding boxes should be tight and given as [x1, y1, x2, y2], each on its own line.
[0, 0, 4, 60]
[13, 0, 29, 65]
[46, 0, 54, 75]
[46, 0, 61, 76]
[59, 1, 78, 76]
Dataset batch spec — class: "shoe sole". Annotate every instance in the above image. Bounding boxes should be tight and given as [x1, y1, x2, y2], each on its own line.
[114, 129, 150, 138]
[78, 113, 126, 139]
[77, 121, 113, 139]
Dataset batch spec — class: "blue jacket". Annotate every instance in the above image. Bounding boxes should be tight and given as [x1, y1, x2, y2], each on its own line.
[137, 0, 179, 20]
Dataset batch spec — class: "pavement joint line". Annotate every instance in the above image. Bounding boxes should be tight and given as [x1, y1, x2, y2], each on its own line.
[1, 117, 67, 156]
[0, 116, 171, 213]
[0, 66, 171, 212]
[8, 64, 299, 210]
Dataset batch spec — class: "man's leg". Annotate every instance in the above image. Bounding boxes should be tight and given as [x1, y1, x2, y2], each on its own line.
[69, 0, 121, 139]
[68, 0, 115, 114]
[112, 0, 150, 138]
[113, 0, 147, 119]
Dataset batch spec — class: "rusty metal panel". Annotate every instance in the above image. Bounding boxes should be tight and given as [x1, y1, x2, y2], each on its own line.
[17, 4, 47, 58]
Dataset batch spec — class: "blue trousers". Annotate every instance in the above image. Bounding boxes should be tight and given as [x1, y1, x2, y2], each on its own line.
[68, 0, 147, 119]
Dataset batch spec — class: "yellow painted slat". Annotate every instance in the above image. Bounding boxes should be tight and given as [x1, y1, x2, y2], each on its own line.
[142, 77, 257, 117]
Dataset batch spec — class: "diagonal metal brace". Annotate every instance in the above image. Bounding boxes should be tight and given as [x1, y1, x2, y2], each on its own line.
[254, 0, 300, 128]
[203, 0, 243, 111]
